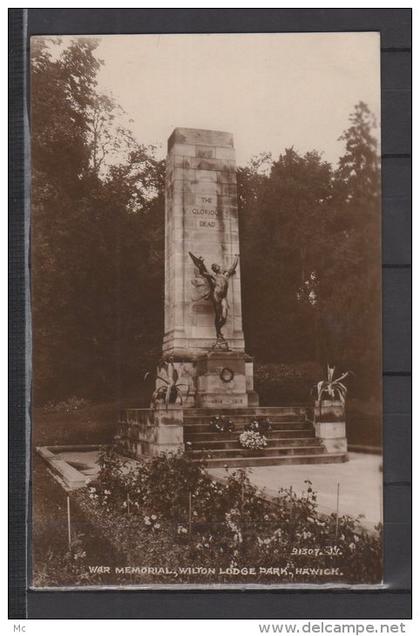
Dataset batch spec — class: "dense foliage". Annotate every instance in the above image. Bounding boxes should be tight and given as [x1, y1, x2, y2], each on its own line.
[64, 449, 382, 585]
[32, 38, 164, 404]
[238, 105, 381, 400]
[31, 39, 381, 407]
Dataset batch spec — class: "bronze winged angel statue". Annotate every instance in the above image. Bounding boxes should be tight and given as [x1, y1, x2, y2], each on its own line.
[189, 251, 239, 342]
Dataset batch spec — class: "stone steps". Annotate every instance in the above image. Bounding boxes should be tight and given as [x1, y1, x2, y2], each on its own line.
[187, 437, 321, 450]
[182, 405, 337, 465]
[184, 406, 308, 417]
[120, 404, 347, 466]
[180, 405, 341, 466]
[191, 445, 325, 458]
[197, 453, 348, 468]
[184, 422, 310, 434]
[186, 429, 316, 442]
[184, 417, 312, 431]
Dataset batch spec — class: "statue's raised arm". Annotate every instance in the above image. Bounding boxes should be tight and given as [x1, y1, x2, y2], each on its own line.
[227, 254, 239, 277]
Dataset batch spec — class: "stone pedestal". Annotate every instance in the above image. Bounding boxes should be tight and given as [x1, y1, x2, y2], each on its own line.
[120, 406, 184, 458]
[196, 351, 249, 408]
[152, 405, 184, 455]
[313, 400, 348, 454]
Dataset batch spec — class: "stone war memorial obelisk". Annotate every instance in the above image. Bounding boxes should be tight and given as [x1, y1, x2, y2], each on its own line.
[162, 127, 258, 409]
[119, 128, 347, 466]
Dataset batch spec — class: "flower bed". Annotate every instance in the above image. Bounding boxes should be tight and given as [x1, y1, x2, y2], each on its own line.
[65, 448, 383, 585]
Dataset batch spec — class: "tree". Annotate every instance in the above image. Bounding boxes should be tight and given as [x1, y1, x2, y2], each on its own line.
[31, 38, 101, 402]
[238, 148, 334, 363]
[31, 39, 165, 404]
[320, 101, 381, 395]
[336, 101, 380, 208]
[237, 102, 381, 402]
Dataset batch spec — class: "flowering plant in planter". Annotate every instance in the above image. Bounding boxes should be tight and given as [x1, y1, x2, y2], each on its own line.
[146, 360, 189, 408]
[210, 415, 234, 433]
[313, 365, 350, 404]
[239, 430, 267, 450]
[244, 417, 272, 435]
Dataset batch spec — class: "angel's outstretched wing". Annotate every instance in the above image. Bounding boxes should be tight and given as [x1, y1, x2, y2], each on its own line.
[189, 252, 210, 278]
[189, 252, 214, 300]
[227, 254, 239, 276]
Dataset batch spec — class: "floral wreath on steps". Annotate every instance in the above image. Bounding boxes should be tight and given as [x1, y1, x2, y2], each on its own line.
[239, 430, 267, 450]
[209, 415, 235, 434]
[243, 416, 272, 435]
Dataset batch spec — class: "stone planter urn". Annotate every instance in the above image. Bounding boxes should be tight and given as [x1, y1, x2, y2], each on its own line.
[151, 403, 184, 456]
[314, 399, 344, 422]
[313, 399, 347, 455]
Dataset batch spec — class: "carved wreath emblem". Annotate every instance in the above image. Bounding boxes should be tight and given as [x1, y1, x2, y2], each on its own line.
[220, 367, 234, 383]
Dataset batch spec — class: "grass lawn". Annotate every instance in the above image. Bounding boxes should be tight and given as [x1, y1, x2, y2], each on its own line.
[32, 401, 120, 586]
[32, 402, 118, 447]
[31, 453, 120, 587]
[31, 402, 198, 587]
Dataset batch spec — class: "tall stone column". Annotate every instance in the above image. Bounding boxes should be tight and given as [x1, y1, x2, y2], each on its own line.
[161, 128, 257, 408]
[163, 128, 245, 355]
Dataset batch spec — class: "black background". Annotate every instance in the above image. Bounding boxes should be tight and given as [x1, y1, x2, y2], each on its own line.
[9, 8, 412, 620]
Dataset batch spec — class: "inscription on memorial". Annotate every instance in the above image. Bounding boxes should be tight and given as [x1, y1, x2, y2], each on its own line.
[187, 196, 220, 229]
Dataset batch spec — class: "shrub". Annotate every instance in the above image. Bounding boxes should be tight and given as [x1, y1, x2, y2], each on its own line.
[79, 450, 383, 584]
[42, 396, 91, 413]
[254, 361, 322, 405]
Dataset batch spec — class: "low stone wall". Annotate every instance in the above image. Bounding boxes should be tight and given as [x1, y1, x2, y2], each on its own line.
[118, 406, 184, 458]
[37, 446, 90, 489]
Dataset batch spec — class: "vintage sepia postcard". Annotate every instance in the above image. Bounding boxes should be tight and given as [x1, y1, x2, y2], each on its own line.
[31, 32, 383, 589]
